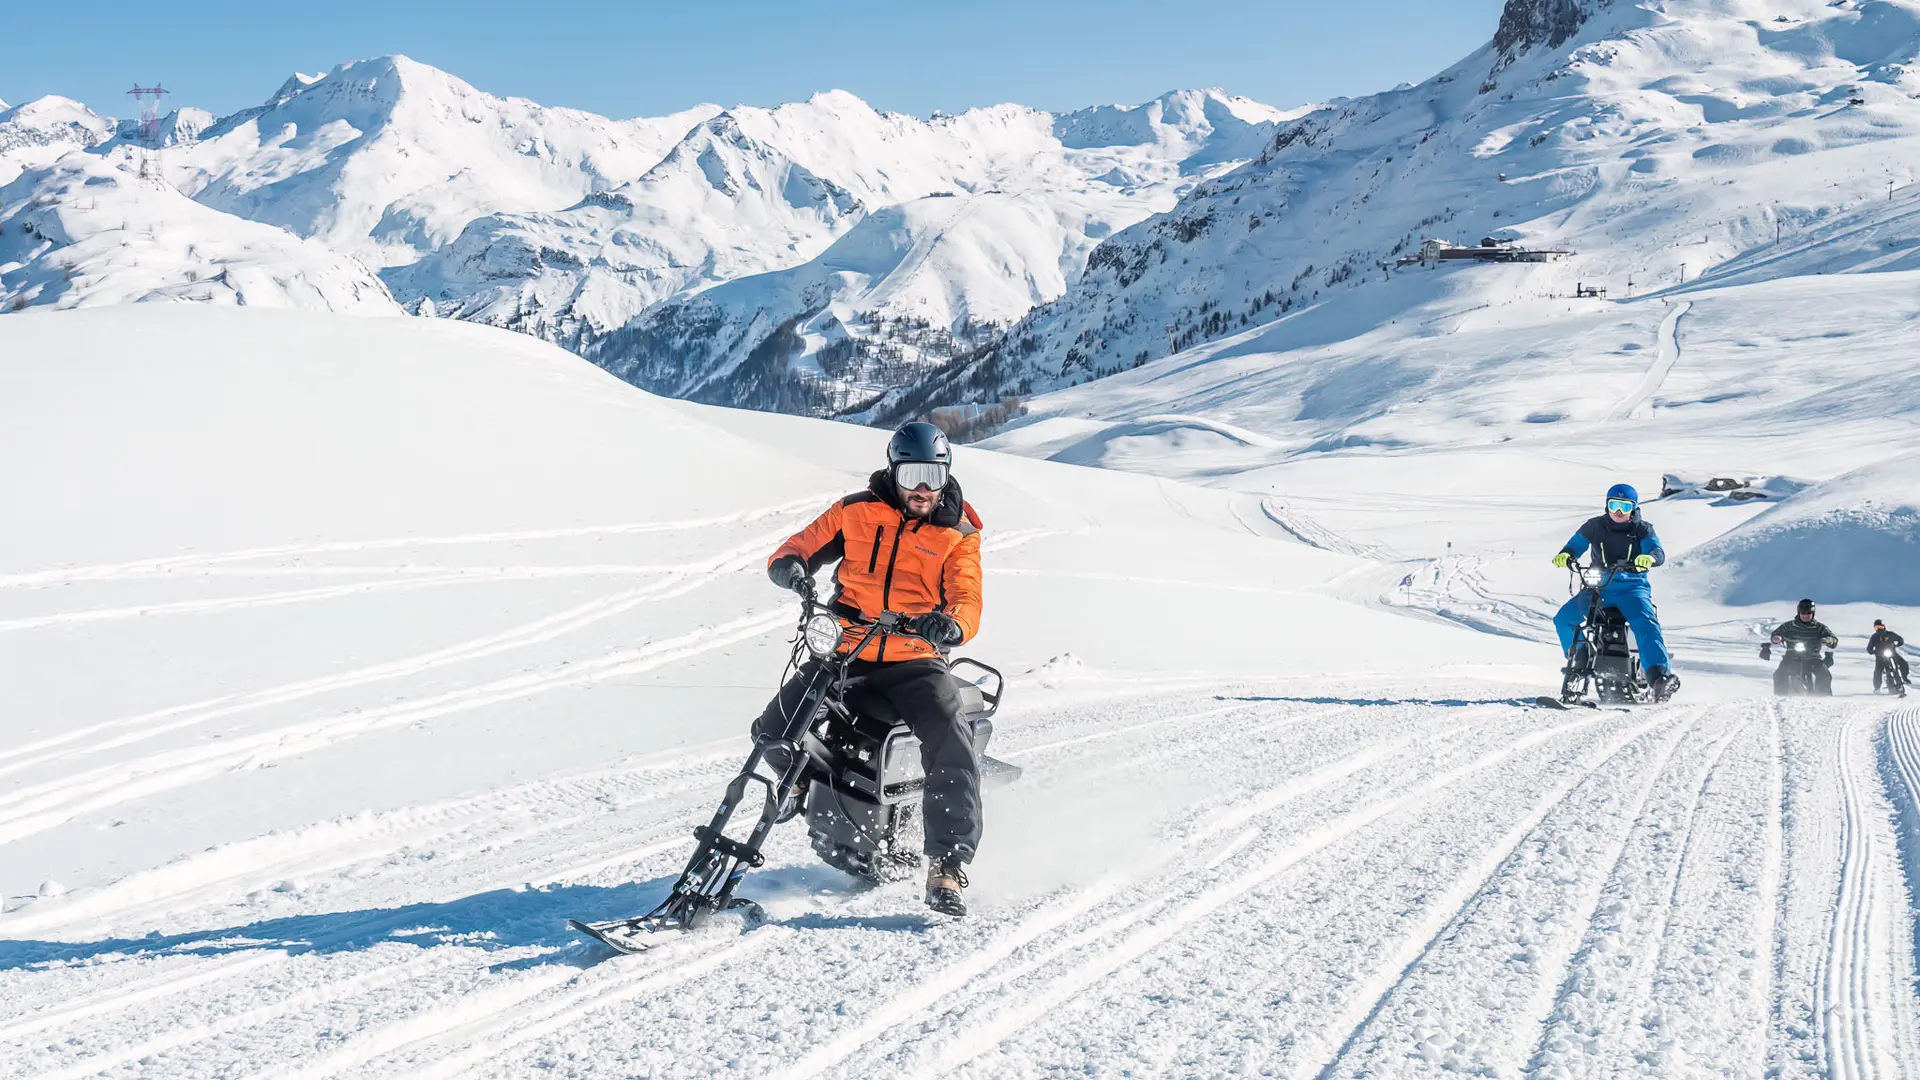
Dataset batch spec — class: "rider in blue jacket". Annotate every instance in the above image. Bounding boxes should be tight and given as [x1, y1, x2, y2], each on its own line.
[1551, 483, 1679, 700]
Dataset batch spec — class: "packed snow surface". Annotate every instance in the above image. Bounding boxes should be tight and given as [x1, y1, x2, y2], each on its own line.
[0, 153, 398, 314]
[5, 307, 1920, 1078]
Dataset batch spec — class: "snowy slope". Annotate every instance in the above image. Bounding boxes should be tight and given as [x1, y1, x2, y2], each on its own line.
[0, 152, 398, 314]
[1684, 450, 1920, 604]
[4, 306, 1919, 1078]
[0, 97, 113, 186]
[1704, 177, 1920, 283]
[897, 0, 1920, 415]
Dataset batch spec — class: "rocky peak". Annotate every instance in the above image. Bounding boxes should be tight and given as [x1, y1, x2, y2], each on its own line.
[1492, 0, 1608, 63]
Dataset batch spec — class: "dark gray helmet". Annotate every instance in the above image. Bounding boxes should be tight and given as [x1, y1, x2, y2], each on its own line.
[888, 421, 951, 466]
[1798, 598, 1816, 615]
[887, 422, 952, 493]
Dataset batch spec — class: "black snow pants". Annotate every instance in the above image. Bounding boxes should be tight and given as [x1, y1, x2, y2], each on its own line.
[753, 657, 982, 863]
[1876, 654, 1911, 690]
[1774, 657, 1833, 696]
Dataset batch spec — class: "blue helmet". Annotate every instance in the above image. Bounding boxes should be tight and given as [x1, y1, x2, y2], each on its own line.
[1606, 483, 1639, 507]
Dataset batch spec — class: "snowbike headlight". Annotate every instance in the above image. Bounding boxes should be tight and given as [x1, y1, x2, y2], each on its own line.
[1884, 650, 1895, 659]
[1580, 568, 1605, 587]
[803, 613, 844, 658]
[1794, 642, 1806, 652]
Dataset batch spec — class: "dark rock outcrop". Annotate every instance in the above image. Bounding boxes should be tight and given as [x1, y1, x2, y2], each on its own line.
[1493, 0, 1606, 62]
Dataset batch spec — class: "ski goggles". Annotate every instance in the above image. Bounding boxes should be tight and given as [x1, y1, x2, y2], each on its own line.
[1605, 498, 1637, 515]
[893, 461, 949, 492]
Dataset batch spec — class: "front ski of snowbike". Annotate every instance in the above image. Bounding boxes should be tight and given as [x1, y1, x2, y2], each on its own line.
[1542, 561, 1650, 710]
[570, 585, 1015, 953]
[567, 720, 799, 953]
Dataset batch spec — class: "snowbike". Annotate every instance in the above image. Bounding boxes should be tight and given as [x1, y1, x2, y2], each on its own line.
[569, 582, 1018, 954]
[1766, 639, 1833, 696]
[1540, 560, 1655, 708]
[1881, 647, 1910, 698]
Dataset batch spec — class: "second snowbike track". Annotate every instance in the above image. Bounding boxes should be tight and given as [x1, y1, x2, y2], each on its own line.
[6, 687, 1920, 1078]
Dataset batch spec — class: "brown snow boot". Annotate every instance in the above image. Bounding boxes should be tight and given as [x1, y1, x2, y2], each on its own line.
[925, 858, 969, 917]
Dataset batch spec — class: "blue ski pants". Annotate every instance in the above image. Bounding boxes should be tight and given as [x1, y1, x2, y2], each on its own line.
[1553, 575, 1671, 674]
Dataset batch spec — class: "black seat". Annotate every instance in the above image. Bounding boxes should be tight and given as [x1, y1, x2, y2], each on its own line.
[845, 675, 990, 729]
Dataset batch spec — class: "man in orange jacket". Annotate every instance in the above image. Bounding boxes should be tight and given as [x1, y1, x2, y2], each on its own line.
[758, 422, 986, 915]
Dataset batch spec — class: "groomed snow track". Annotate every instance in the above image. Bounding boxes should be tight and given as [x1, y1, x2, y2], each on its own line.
[6, 694, 1920, 1077]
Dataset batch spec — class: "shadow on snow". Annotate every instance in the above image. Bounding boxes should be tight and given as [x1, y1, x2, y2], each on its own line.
[0, 863, 915, 970]
[1217, 694, 1534, 708]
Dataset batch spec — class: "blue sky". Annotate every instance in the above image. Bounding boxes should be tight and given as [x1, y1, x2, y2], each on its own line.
[3, 0, 1506, 119]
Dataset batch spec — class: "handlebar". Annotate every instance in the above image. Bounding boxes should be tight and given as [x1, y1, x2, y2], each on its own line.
[794, 582, 936, 650]
[1576, 559, 1640, 572]
[1567, 559, 1639, 593]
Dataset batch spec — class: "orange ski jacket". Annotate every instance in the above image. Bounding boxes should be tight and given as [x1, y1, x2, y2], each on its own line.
[769, 471, 983, 663]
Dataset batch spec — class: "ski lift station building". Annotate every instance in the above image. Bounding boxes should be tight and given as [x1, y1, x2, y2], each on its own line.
[1399, 236, 1572, 267]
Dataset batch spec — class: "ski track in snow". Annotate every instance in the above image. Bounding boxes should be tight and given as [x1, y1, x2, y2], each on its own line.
[0, 514, 811, 776]
[1314, 704, 1703, 1078]
[0, 497, 832, 590]
[8, 527, 1920, 1077]
[1603, 300, 1690, 423]
[7, 691, 1920, 1078]
[0, 609, 790, 848]
[1818, 711, 1918, 1080]
[0, 516, 813, 847]
[1259, 498, 1400, 562]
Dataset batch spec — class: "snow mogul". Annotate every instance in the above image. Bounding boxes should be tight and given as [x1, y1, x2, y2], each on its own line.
[757, 421, 988, 916]
[1869, 619, 1909, 696]
[1550, 484, 1679, 702]
[1761, 599, 1838, 696]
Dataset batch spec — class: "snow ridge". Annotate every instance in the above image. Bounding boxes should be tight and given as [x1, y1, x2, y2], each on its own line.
[0, 153, 397, 314]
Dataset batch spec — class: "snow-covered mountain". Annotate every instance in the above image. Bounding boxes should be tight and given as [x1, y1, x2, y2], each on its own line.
[569, 89, 1306, 410]
[0, 151, 398, 314]
[888, 0, 1920, 419]
[0, 64, 1302, 411]
[398, 87, 1305, 400]
[0, 97, 114, 185]
[162, 55, 721, 268]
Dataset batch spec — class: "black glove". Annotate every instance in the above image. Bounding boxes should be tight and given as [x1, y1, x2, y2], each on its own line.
[768, 556, 810, 595]
[1760, 643, 1771, 660]
[908, 611, 963, 646]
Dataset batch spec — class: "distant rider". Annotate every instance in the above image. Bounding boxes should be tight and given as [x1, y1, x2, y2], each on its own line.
[1870, 619, 1909, 693]
[1551, 483, 1678, 700]
[757, 422, 985, 917]
[1762, 598, 1838, 696]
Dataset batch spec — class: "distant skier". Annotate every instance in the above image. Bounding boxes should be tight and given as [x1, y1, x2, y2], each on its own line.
[759, 421, 984, 917]
[1551, 483, 1678, 700]
[1762, 599, 1838, 696]
[1870, 619, 1909, 694]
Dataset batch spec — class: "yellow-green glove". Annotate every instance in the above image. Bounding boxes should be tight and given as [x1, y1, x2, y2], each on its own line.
[1633, 554, 1655, 571]
[1552, 552, 1571, 569]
